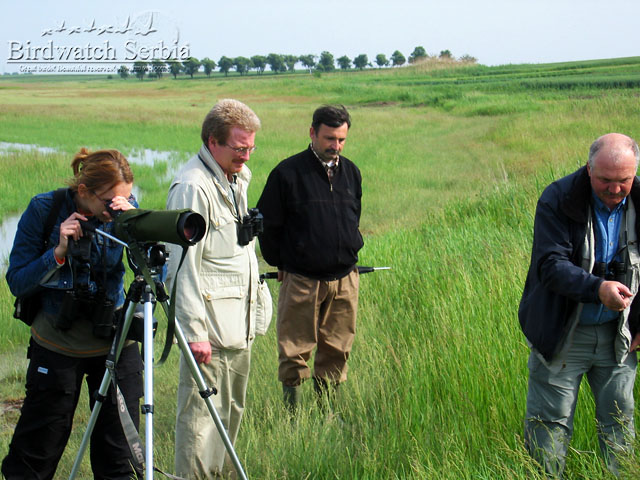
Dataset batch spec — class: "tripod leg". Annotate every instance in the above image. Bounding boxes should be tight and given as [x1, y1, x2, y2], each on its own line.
[173, 319, 249, 480]
[68, 301, 138, 480]
[142, 287, 155, 479]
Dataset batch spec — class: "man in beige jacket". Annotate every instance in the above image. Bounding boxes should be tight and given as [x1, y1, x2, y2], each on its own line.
[166, 99, 261, 478]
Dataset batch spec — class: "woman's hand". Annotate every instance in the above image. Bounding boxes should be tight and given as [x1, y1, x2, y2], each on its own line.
[54, 212, 88, 259]
[104, 195, 135, 220]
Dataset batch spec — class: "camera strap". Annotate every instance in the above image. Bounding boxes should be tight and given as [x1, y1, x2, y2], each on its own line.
[104, 297, 189, 479]
[126, 241, 189, 364]
[160, 247, 188, 364]
[107, 360, 188, 479]
[112, 371, 146, 472]
[45, 188, 68, 250]
[229, 175, 243, 220]
[198, 153, 242, 221]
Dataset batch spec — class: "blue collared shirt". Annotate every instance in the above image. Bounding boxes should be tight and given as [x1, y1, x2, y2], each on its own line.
[579, 194, 626, 325]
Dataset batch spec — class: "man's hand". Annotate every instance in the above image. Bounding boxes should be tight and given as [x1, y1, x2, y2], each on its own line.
[631, 333, 640, 352]
[188, 341, 212, 364]
[598, 280, 632, 311]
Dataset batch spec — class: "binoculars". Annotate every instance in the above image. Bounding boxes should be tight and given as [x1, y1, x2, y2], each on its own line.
[592, 261, 627, 285]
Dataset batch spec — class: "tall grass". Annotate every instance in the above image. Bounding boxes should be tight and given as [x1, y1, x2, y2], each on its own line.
[1, 59, 640, 478]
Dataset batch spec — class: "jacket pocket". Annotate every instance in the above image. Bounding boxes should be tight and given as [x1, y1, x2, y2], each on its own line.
[200, 272, 249, 349]
[208, 214, 238, 259]
[201, 272, 245, 300]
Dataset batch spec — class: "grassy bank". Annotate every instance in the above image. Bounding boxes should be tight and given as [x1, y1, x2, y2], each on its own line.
[1, 58, 640, 478]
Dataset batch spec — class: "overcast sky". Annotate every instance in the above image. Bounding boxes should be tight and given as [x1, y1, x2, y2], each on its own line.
[2, 0, 639, 73]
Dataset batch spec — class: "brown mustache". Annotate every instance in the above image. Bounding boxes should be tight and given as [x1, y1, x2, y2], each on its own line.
[603, 191, 626, 198]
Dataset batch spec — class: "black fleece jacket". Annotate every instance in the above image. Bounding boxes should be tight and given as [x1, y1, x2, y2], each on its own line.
[519, 165, 640, 360]
[256, 146, 364, 280]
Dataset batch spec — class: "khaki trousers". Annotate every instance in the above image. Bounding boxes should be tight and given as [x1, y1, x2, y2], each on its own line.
[277, 270, 359, 386]
[175, 347, 251, 479]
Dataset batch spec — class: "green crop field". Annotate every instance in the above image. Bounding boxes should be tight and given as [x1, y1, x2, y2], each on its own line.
[1, 57, 639, 479]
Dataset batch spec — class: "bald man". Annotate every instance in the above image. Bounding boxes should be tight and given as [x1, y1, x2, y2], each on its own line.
[519, 133, 640, 476]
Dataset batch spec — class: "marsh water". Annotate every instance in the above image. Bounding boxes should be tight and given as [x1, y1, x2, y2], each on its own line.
[0, 143, 188, 268]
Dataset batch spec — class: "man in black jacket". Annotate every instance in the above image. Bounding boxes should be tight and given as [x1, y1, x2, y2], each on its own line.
[519, 133, 640, 477]
[257, 105, 363, 411]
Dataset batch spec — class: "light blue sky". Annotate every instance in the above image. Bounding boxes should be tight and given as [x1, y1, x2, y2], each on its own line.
[2, 0, 639, 73]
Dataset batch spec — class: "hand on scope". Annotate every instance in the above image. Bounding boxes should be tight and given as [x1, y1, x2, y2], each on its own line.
[54, 212, 88, 259]
[189, 341, 212, 364]
[103, 195, 134, 221]
[598, 280, 632, 312]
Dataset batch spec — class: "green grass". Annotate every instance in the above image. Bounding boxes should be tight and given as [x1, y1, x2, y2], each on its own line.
[1, 58, 640, 478]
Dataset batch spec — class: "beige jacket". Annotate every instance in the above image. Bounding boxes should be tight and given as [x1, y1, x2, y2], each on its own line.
[165, 144, 259, 350]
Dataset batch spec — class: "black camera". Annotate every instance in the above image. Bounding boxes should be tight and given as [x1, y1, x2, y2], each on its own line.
[53, 227, 117, 338]
[104, 200, 121, 220]
[237, 208, 263, 246]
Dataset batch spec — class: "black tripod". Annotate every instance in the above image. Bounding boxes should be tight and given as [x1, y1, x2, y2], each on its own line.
[68, 235, 249, 480]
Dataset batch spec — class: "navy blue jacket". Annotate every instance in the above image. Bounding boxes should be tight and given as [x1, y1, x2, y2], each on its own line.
[256, 146, 363, 280]
[519, 166, 640, 360]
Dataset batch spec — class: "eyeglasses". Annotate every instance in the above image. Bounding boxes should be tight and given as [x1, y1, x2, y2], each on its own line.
[222, 144, 257, 155]
[91, 190, 112, 203]
[92, 190, 135, 204]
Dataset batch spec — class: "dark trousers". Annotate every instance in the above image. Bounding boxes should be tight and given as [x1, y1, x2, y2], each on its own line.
[2, 341, 143, 480]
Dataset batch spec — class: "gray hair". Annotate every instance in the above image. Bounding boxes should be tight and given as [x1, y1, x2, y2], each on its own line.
[588, 133, 640, 169]
[200, 99, 261, 145]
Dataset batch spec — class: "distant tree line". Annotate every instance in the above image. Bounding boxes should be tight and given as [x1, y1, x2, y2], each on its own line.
[119, 46, 477, 80]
